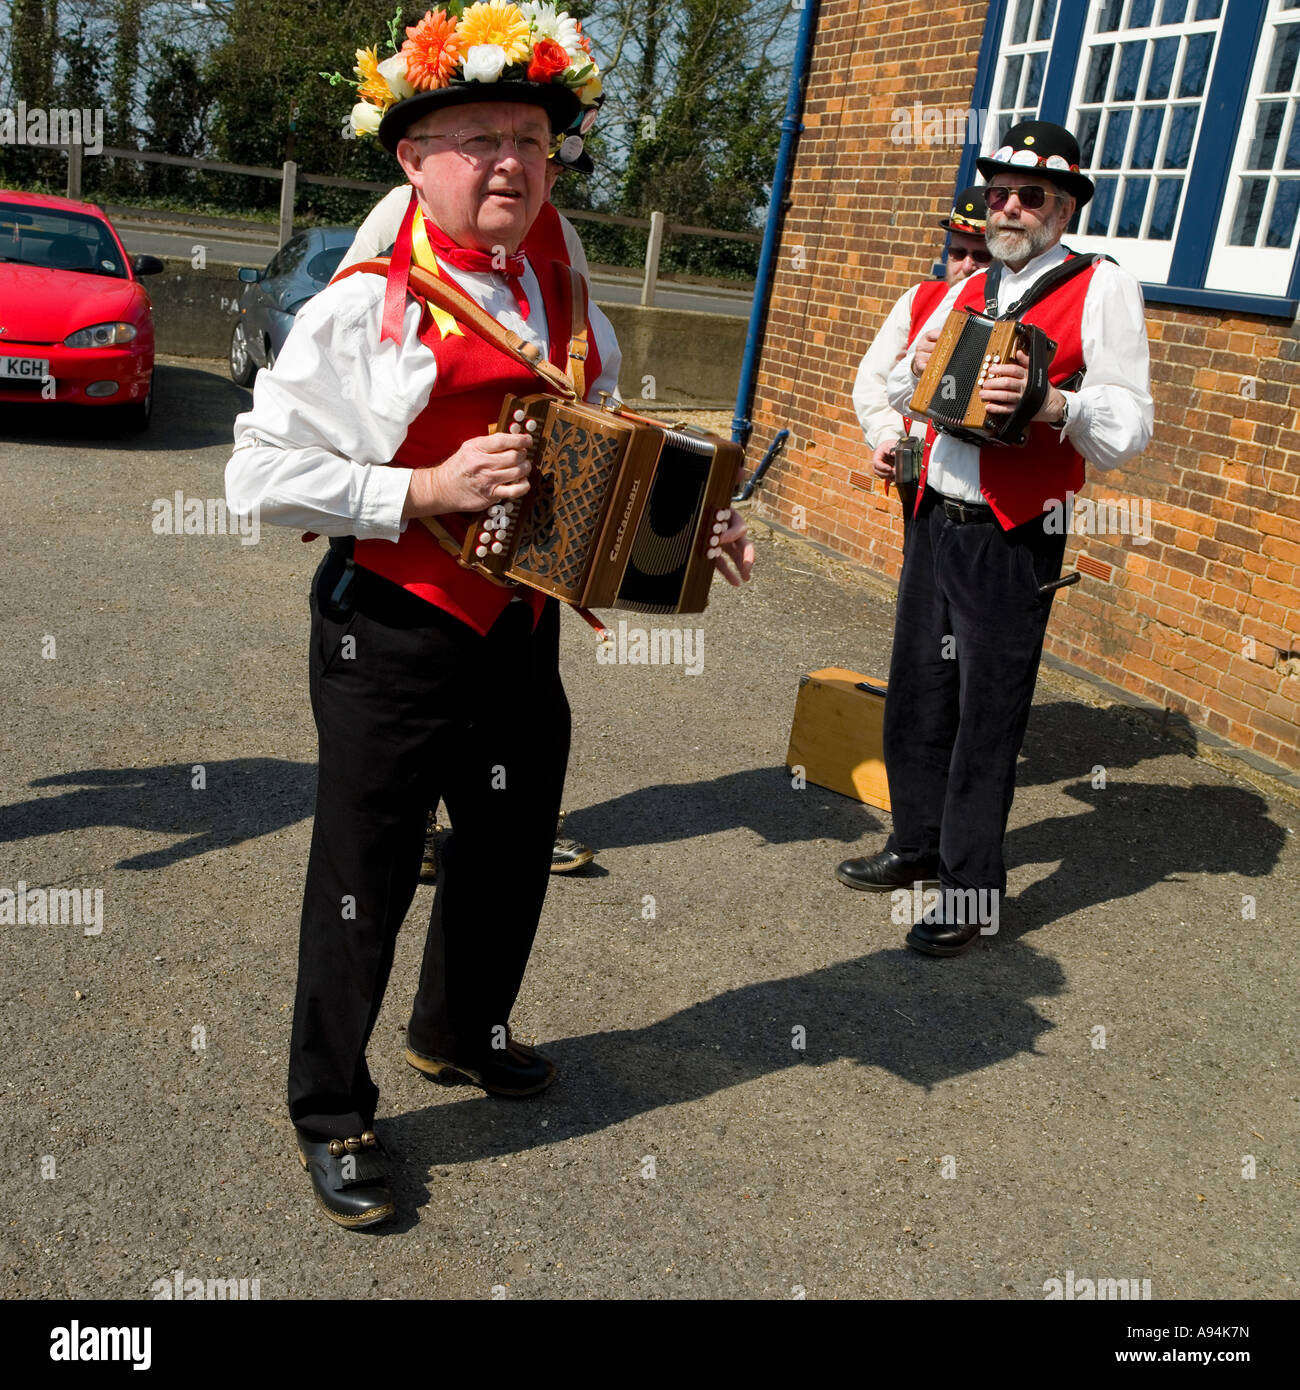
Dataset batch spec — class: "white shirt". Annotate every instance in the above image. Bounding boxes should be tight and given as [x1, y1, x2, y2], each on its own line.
[336, 184, 592, 279]
[886, 243, 1154, 503]
[225, 257, 622, 541]
[851, 283, 928, 451]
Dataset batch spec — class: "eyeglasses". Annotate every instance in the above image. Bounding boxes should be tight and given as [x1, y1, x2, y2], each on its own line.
[984, 184, 1065, 211]
[408, 129, 550, 163]
[947, 245, 993, 264]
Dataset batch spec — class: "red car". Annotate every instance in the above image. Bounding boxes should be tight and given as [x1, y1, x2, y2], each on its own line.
[0, 190, 163, 429]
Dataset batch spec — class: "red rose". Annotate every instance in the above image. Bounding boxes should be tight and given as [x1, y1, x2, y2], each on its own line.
[527, 39, 569, 82]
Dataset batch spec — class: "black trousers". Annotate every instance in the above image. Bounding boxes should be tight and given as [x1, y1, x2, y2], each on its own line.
[288, 554, 570, 1139]
[882, 490, 1067, 893]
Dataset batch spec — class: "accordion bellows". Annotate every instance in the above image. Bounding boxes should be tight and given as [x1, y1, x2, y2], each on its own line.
[461, 394, 742, 614]
[909, 308, 1056, 447]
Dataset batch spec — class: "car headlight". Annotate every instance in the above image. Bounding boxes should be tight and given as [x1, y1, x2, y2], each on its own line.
[64, 322, 138, 348]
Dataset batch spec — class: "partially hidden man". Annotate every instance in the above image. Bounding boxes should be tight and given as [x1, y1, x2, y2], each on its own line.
[225, 6, 755, 1227]
[837, 122, 1153, 956]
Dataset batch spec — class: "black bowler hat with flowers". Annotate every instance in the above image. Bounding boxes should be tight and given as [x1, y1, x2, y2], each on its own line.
[940, 185, 988, 233]
[977, 120, 1095, 206]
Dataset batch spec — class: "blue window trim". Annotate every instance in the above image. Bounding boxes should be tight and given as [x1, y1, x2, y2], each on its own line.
[959, 0, 1299, 318]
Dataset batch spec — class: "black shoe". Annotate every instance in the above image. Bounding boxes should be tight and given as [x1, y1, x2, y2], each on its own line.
[404, 1029, 556, 1096]
[295, 1128, 396, 1229]
[905, 917, 982, 957]
[550, 811, 594, 874]
[835, 850, 940, 892]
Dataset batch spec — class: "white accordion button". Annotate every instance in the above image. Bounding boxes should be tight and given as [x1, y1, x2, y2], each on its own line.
[479, 531, 492, 543]
[491, 542, 505, 555]
[512, 409, 525, 422]
[488, 504, 505, 516]
[716, 510, 729, 521]
[526, 419, 538, 433]
[707, 547, 721, 559]
[475, 545, 488, 558]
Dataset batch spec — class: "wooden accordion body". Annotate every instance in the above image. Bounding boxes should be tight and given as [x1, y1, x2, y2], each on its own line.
[459, 394, 742, 614]
[909, 308, 1056, 447]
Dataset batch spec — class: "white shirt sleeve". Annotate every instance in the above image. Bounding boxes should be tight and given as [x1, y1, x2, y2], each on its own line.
[335, 186, 413, 274]
[852, 285, 918, 450]
[886, 278, 964, 414]
[225, 274, 431, 541]
[1060, 259, 1153, 470]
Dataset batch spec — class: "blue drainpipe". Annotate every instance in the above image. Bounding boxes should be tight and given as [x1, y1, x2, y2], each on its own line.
[731, 0, 821, 449]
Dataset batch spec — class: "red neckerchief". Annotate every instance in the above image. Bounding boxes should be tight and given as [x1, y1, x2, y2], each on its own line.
[423, 217, 530, 321]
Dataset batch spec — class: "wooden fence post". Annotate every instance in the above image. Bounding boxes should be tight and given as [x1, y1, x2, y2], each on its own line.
[279, 161, 297, 246]
[641, 210, 665, 307]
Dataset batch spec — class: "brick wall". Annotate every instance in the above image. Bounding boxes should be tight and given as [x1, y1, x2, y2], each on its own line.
[748, 1, 1300, 774]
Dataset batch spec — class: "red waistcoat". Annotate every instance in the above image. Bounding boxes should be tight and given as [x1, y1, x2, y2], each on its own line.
[914, 255, 1098, 530]
[907, 278, 949, 345]
[353, 240, 603, 635]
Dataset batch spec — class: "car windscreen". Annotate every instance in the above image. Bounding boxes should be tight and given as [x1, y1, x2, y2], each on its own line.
[306, 246, 348, 285]
[0, 203, 128, 278]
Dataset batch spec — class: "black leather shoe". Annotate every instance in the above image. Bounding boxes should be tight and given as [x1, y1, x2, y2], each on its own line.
[295, 1128, 396, 1228]
[835, 850, 940, 892]
[905, 917, 982, 957]
[405, 1029, 556, 1096]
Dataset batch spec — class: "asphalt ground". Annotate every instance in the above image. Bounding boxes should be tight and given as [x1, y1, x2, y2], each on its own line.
[1, 357, 1297, 1307]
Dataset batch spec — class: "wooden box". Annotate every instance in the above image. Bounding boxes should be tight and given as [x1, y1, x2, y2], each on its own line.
[785, 667, 891, 811]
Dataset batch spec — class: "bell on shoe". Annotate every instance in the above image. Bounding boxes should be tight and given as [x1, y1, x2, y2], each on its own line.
[295, 1127, 396, 1228]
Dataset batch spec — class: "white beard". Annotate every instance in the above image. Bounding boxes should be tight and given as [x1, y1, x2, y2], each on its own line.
[986, 218, 1058, 264]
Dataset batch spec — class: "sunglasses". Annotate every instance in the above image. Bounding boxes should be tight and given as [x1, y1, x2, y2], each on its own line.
[948, 245, 993, 264]
[984, 184, 1065, 211]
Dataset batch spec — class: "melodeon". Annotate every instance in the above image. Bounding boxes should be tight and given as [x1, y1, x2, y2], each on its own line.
[909, 307, 1056, 447]
[458, 393, 743, 614]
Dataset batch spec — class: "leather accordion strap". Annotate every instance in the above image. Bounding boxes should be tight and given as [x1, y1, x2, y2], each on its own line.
[566, 263, 589, 401]
[333, 256, 578, 400]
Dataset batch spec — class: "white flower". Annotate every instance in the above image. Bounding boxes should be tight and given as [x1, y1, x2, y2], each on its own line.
[520, 3, 580, 58]
[577, 72, 602, 105]
[377, 52, 416, 100]
[350, 102, 384, 137]
[463, 44, 508, 83]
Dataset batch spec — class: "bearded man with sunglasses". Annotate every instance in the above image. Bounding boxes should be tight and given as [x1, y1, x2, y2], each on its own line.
[227, 12, 754, 1228]
[836, 121, 1152, 957]
[852, 186, 989, 496]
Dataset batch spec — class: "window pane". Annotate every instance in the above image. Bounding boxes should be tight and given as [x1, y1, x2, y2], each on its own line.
[1097, 0, 1124, 32]
[1035, 0, 1059, 41]
[1001, 54, 1025, 108]
[1266, 179, 1300, 246]
[1011, 0, 1034, 44]
[1163, 104, 1197, 166]
[1229, 176, 1268, 243]
[1132, 106, 1164, 166]
[1145, 36, 1179, 99]
[1117, 177, 1151, 235]
[1089, 177, 1119, 234]
[1025, 50, 1047, 105]
[1149, 177, 1183, 238]
[1078, 108, 1103, 165]
[1287, 104, 1300, 168]
[1180, 32, 1214, 97]
[1129, 0, 1156, 26]
[1084, 46, 1114, 103]
[1159, 0, 1188, 21]
[1101, 108, 1133, 166]
[1194, 0, 1223, 18]
[1115, 42, 1145, 100]
[1246, 101, 1288, 169]
[1264, 24, 1300, 92]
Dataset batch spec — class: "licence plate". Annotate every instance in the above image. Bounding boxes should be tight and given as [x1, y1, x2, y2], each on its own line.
[0, 356, 49, 380]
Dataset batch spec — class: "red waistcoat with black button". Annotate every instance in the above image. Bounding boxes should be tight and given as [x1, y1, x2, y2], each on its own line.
[353, 237, 602, 636]
[912, 255, 1097, 531]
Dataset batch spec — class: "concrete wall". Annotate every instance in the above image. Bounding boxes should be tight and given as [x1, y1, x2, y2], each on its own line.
[144, 261, 745, 408]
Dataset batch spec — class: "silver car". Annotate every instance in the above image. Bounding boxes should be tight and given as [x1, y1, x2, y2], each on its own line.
[229, 226, 357, 385]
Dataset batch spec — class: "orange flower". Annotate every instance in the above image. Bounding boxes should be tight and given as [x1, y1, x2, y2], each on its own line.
[401, 10, 464, 91]
[575, 20, 592, 57]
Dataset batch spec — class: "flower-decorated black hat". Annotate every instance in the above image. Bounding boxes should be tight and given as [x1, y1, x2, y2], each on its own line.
[326, 5, 602, 155]
[940, 185, 988, 233]
[976, 120, 1095, 206]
